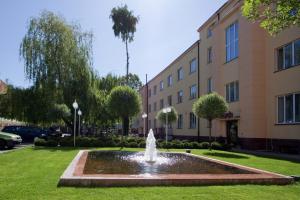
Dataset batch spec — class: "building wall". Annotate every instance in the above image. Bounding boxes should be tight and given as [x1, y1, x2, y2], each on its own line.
[137, 0, 300, 151]
[138, 41, 200, 139]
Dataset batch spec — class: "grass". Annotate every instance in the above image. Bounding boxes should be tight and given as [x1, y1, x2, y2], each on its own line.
[0, 147, 300, 200]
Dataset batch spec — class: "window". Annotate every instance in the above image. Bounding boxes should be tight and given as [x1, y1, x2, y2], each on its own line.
[178, 114, 183, 129]
[148, 89, 151, 97]
[190, 58, 197, 73]
[277, 39, 300, 70]
[277, 93, 300, 124]
[189, 113, 197, 129]
[167, 95, 172, 106]
[148, 104, 151, 113]
[154, 102, 157, 111]
[190, 85, 197, 99]
[167, 75, 173, 87]
[160, 99, 164, 109]
[207, 47, 212, 63]
[226, 21, 239, 62]
[177, 67, 184, 81]
[207, 77, 213, 93]
[207, 27, 212, 38]
[153, 85, 157, 95]
[160, 81, 164, 91]
[148, 120, 151, 129]
[226, 81, 239, 102]
[177, 90, 183, 103]
[154, 119, 157, 129]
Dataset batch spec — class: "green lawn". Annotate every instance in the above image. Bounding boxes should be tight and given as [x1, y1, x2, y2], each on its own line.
[0, 147, 300, 200]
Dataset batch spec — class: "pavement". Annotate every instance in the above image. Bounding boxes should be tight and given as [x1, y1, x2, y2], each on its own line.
[0, 143, 33, 154]
[231, 148, 300, 162]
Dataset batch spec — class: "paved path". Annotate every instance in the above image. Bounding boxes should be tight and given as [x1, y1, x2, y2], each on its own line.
[0, 143, 32, 154]
[231, 148, 300, 162]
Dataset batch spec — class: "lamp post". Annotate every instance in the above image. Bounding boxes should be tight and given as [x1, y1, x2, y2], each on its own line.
[163, 107, 172, 144]
[78, 109, 82, 137]
[142, 113, 147, 139]
[72, 100, 78, 147]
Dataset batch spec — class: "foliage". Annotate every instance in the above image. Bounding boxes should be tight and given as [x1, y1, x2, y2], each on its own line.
[242, 0, 300, 35]
[19, 10, 94, 126]
[193, 92, 228, 150]
[107, 86, 141, 135]
[119, 73, 142, 91]
[110, 5, 139, 81]
[193, 92, 228, 121]
[156, 107, 178, 124]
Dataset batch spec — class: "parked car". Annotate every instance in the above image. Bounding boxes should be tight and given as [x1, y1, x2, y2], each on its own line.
[2, 126, 48, 142]
[0, 131, 22, 149]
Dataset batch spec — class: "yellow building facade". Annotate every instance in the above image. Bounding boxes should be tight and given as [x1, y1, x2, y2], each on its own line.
[137, 0, 300, 152]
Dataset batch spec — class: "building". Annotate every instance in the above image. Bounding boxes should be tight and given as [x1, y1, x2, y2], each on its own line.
[0, 80, 7, 95]
[137, 0, 300, 152]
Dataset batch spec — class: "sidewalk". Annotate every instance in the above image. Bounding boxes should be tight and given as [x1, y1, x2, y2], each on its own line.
[231, 148, 300, 162]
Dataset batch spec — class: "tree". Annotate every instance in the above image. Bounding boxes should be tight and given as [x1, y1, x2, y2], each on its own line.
[107, 86, 141, 138]
[20, 11, 94, 126]
[120, 73, 142, 91]
[156, 107, 178, 124]
[193, 92, 228, 150]
[110, 5, 139, 83]
[242, 0, 300, 35]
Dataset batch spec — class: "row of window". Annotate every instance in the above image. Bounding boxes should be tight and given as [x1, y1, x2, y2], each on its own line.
[148, 86, 197, 113]
[148, 59, 197, 97]
[147, 113, 197, 129]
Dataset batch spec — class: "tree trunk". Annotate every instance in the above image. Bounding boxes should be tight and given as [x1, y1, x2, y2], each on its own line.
[125, 39, 129, 84]
[208, 120, 212, 151]
[122, 116, 129, 136]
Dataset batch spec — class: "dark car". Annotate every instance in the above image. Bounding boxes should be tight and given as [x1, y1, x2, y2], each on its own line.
[2, 126, 48, 142]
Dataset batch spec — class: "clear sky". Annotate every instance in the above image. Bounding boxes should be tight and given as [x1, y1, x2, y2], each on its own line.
[0, 0, 227, 88]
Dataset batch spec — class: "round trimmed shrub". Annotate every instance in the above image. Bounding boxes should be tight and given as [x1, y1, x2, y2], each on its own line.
[34, 138, 47, 146]
[200, 142, 210, 149]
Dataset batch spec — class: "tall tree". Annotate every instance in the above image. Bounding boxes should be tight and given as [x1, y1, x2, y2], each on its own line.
[110, 5, 139, 83]
[20, 11, 94, 126]
[242, 0, 300, 35]
[193, 92, 228, 150]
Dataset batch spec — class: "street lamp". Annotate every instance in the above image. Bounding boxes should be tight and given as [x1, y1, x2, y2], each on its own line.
[72, 100, 78, 147]
[142, 112, 147, 139]
[163, 107, 172, 144]
[78, 109, 82, 137]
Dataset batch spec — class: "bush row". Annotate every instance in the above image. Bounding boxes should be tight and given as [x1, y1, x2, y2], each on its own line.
[34, 136, 229, 150]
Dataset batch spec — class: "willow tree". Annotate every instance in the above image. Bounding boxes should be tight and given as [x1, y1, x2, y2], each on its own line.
[242, 0, 300, 35]
[110, 5, 139, 83]
[20, 11, 93, 125]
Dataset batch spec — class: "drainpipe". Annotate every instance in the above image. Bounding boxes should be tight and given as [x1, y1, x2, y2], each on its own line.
[197, 40, 200, 142]
[146, 74, 149, 134]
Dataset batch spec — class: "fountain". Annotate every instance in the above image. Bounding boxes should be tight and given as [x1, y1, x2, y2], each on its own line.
[144, 129, 157, 162]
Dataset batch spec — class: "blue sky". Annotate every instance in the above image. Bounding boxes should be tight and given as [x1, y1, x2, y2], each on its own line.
[0, 0, 227, 87]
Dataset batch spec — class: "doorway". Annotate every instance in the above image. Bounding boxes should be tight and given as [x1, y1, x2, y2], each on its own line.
[226, 120, 238, 146]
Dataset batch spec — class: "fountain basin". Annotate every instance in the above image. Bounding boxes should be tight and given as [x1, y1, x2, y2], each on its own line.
[58, 150, 293, 187]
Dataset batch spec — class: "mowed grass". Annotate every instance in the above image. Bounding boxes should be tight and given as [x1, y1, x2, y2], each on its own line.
[0, 147, 300, 200]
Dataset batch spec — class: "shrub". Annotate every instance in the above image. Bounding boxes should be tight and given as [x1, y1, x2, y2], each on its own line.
[128, 142, 138, 148]
[45, 139, 58, 147]
[183, 142, 193, 149]
[76, 137, 93, 147]
[138, 141, 146, 148]
[190, 141, 201, 149]
[200, 142, 210, 149]
[34, 137, 47, 146]
[211, 141, 223, 150]
[59, 137, 73, 147]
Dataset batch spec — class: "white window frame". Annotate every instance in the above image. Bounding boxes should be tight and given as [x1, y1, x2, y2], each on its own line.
[178, 67, 184, 81]
[226, 21, 239, 62]
[207, 77, 213, 93]
[277, 92, 300, 124]
[160, 81, 164, 91]
[190, 85, 197, 99]
[226, 81, 239, 103]
[190, 58, 197, 74]
[167, 75, 173, 87]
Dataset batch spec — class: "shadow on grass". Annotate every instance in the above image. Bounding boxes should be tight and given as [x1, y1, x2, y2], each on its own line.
[203, 152, 249, 159]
